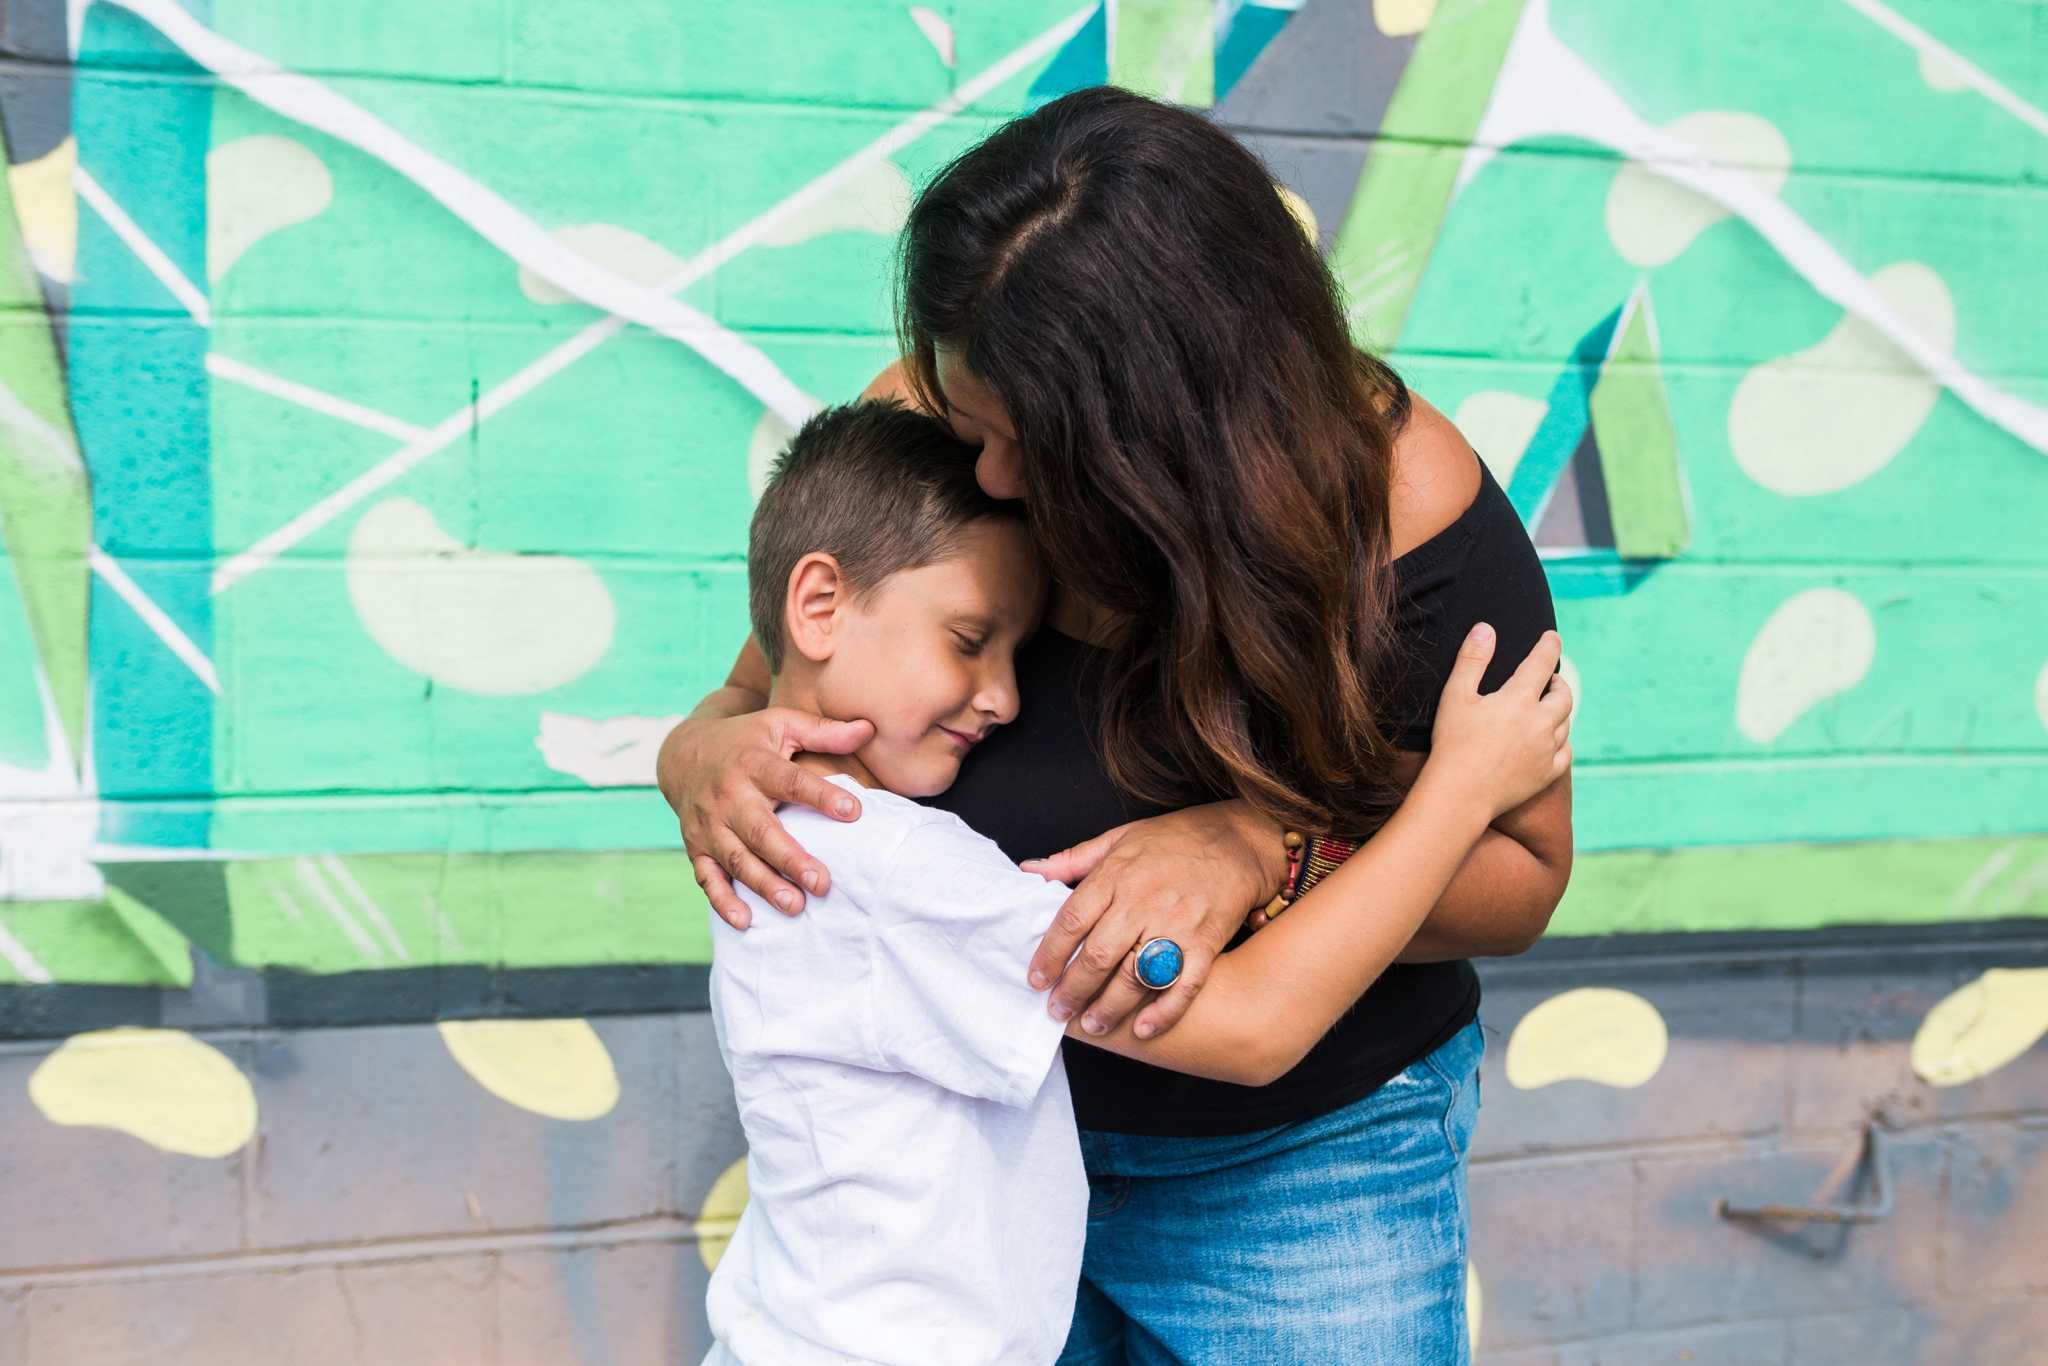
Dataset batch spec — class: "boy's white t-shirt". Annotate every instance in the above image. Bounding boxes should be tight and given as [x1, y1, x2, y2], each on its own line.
[706, 775, 1085, 1366]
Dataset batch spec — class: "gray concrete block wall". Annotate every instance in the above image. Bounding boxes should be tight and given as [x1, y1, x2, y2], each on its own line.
[0, 1014, 740, 1365]
[6, 937, 2043, 1364]
[1467, 944, 2048, 1364]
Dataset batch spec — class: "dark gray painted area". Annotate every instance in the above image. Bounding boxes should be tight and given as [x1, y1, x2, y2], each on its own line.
[1210, 0, 1421, 257]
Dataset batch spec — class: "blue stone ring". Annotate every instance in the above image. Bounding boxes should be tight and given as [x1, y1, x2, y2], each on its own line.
[1133, 937, 1185, 992]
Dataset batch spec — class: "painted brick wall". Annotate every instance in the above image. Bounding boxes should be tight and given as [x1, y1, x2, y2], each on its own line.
[2, 0, 2046, 1362]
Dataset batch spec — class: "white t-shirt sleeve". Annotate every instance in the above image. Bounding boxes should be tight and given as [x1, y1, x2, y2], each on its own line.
[865, 816, 1072, 1108]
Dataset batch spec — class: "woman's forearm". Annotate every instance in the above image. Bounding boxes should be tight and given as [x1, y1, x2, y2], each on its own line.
[1076, 768, 1494, 1086]
[1398, 774, 1572, 962]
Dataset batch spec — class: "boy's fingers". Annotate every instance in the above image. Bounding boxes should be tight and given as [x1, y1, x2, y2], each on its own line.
[1444, 622, 1497, 695]
[1031, 882, 1114, 1000]
[694, 856, 752, 931]
[1506, 630, 1564, 695]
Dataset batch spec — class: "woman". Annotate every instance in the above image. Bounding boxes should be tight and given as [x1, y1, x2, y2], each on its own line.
[661, 88, 1570, 1363]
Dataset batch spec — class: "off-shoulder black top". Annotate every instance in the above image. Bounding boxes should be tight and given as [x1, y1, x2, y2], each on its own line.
[927, 463, 1556, 1136]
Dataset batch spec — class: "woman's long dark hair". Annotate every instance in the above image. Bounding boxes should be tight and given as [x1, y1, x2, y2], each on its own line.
[900, 87, 1411, 837]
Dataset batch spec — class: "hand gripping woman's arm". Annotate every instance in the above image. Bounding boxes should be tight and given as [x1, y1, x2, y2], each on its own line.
[1069, 625, 1573, 1086]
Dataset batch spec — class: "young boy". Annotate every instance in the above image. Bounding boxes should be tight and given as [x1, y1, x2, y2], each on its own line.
[704, 402, 1078, 1366]
[704, 403, 1572, 1366]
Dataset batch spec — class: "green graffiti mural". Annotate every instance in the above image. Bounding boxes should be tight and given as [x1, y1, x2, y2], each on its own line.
[1, 0, 2045, 998]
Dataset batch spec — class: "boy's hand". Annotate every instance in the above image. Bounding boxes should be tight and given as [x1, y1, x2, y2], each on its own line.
[1424, 625, 1573, 824]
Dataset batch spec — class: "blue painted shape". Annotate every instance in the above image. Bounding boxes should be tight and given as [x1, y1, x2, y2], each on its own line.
[1215, 2, 1295, 100]
[1026, 1, 1106, 109]
[1541, 552, 1661, 599]
[1505, 306, 1621, 525]
[73, 3, 213, 848]
[1135, 937, 1184, 990]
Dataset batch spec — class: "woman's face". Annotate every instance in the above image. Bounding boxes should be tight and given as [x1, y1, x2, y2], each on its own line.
[936, 348, 1026, 501]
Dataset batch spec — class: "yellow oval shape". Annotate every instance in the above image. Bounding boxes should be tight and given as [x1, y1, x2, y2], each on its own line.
[695, 1155, 751, 1271]
[1912, 967, 2048, 1087]
[1505, 988, 1669, 1090]
[1466, 1262, 1483, 1348]
[437, 1018, 620, 1121]
[29, 1028, 257, 1158]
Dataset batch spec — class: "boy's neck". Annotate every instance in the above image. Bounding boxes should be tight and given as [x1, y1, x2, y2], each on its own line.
[768, 668, 885, 791]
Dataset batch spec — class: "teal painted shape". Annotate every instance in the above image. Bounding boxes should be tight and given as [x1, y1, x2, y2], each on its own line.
[1027, 2, 1106, 107]
[0, 515, 48, 769]
[1505, 305, 1620, 525]
[1215, 2, 1295, 99]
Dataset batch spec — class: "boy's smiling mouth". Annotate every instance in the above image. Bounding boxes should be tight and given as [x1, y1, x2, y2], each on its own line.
[937, 725, 982, 751]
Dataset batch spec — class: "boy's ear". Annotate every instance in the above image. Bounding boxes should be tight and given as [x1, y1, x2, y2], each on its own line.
[784, 552, 847, 664]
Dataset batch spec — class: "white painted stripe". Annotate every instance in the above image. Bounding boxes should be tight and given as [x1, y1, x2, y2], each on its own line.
[115, 0, 819, 431]
[206, 354, 428, 443]
[87, 546, 221, 694]
[258, 872, 307, 925]
[317, 853, 410, 963]
[1459, 0, 2048, 459]
[211, 317, 623, 592]
[0, 919, 53, 984]
[293, 856, 384, 964]
[1841, 0, 2048, 141]
[207, 4, 1096, 593]
[73, 165, 210, 326]
[649, 3, 1100, 292]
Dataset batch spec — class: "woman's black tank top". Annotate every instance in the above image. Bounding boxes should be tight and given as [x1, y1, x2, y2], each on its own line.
[927, 464, 1557, 1136]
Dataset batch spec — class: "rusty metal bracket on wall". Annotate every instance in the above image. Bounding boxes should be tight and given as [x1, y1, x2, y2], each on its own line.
[1715, 1124, 1893, 1225]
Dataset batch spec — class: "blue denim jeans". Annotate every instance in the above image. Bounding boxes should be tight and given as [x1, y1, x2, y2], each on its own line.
[1057, 1018, 1483, 1366]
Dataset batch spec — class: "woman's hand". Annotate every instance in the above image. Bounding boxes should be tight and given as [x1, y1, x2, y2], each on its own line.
[1019, 801, 1289, 1040]
[1422, 625, 1573, 823]
[657, 705, 874, 930]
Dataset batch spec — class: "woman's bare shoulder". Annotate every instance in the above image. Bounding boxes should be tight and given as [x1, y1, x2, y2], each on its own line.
[1387, 393, 1482, 560]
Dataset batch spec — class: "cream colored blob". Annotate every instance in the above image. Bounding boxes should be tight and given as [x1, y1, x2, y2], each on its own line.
[8, 135, 77, 282]
[29, 1028, 257, 1157]
[1504, 987, 1668, 1090]
[1605, 111, 1791, 268]
[1729, 261, 1954, 496]
[535, 711, 683, 787]
[759, 160, 912, 247]
[1277, 186, 1318, 245]
[1557, 652, 1581, 729]
[749, 408, 798, 500]
[1918, 48, 1972, 94]
[2034, 659, 2048, 733]
[519, 223, 688, 305]
[696, 1154, 751, 1271]
[1734, 587, 1874, 744]
[909, 6, 957, 66]
[1453, 390, 1549, 485]
[1912, 968, 2048, 1086]
[1374, 0, 1440, 37]
[437, 1018, 620, 1121]
[206, 135, 334, 284]
[347, 498, 615, 696]
[1466, 1262, 1483, 1348]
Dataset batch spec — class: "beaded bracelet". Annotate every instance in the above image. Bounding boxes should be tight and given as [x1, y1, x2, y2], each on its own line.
[1257, 832, 1362, 921]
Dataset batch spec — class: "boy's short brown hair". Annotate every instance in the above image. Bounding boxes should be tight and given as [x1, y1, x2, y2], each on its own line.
[748, 401, 1021, 671]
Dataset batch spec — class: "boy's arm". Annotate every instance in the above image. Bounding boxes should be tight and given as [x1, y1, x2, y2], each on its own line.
[1067, 751, 1498, 1087]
